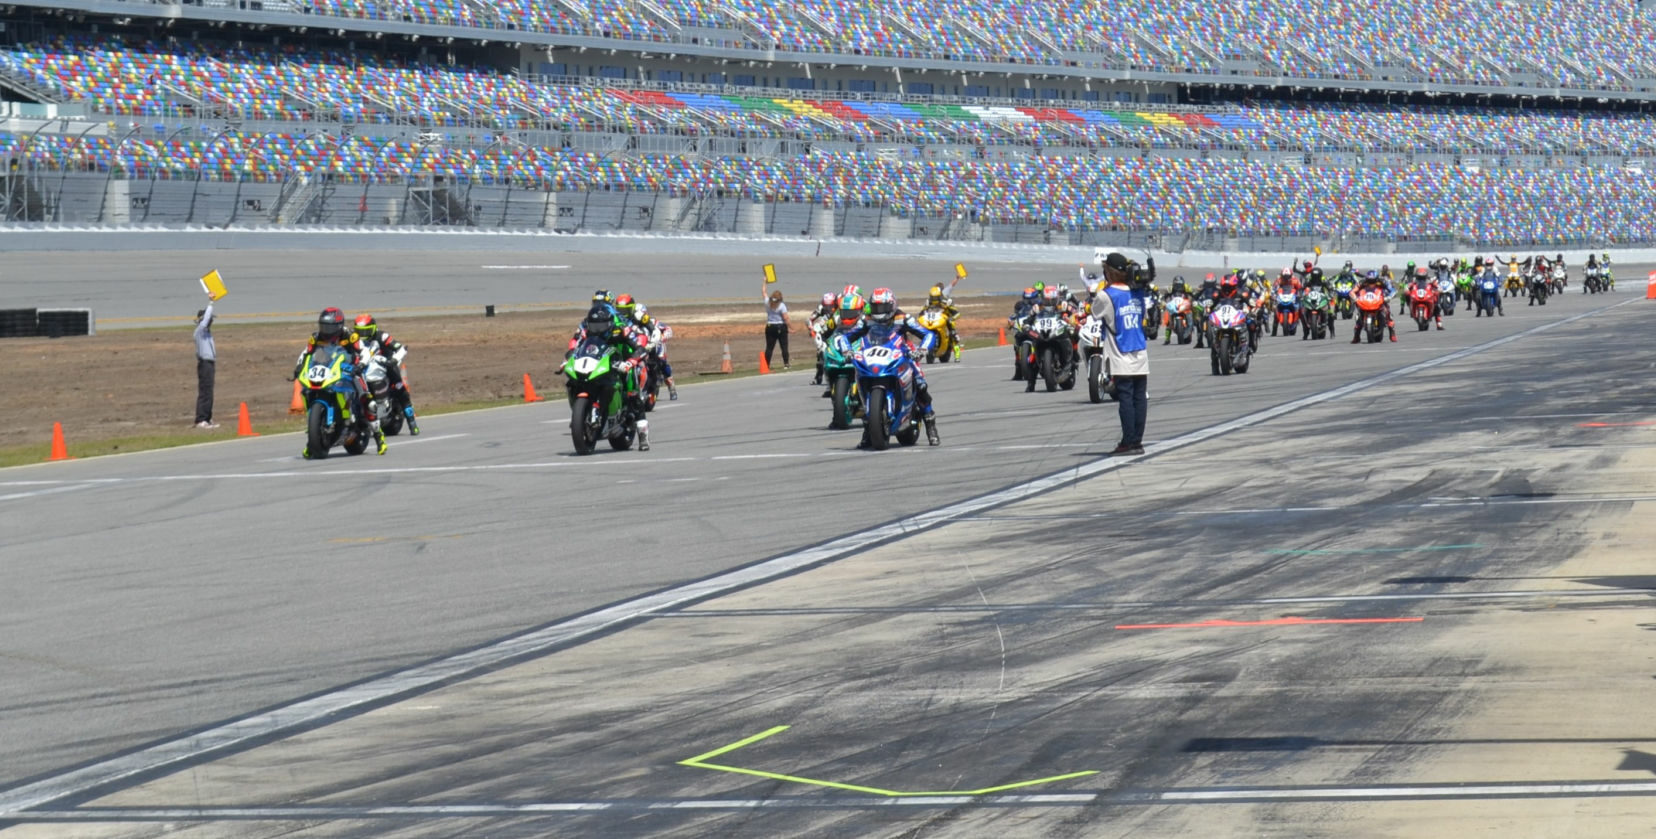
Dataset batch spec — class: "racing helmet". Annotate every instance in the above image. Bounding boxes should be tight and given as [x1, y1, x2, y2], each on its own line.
[867, 288, 897, 324]
[1033, 282, 1046, 292]
[838, 292, 866, 327]
[1364, 270, 1380, 281]
[1217, 273, 1240, 293]
[1041, 286, 1060, 304]
[591, 289, 612, 303]
[352, 313, 378, 339]
[840, 284, 863, 303]
[317, 307, 347, 341]
[1280, 267, 1293, 280]
[1309, 267, 1324, 282]
[1021, 287, 1038, 301]
[928, 283, 945, 301]
[1406, 261, 1416, 271]
[584, 304, 615, 333]
[614, 294, 637, 318]
[1056, 283, 1070, 299]
[1415, 267, 1430, 280]
[821, 292, 838, 309]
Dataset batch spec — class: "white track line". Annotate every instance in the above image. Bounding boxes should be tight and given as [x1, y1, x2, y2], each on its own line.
[383, 433, 469, 448]
[480, 264, 569, 270]
[0, 484, 95, 503]
[0, 300, 1625, 816]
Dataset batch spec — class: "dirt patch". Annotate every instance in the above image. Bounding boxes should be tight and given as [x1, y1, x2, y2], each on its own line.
[3, 297, 1014, 456]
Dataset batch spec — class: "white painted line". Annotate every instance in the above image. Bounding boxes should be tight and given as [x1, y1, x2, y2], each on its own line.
[1142, 780, 1656, 803]
[0, 484, 95, 503]
[0, 300, 1623, 816]
[1467, 412, 1643, 421]
[480, 264, 570, 270]
[385, 433, 469, 447]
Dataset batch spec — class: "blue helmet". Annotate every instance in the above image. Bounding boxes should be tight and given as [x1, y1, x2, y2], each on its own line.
[1022, 287, 1039, 301]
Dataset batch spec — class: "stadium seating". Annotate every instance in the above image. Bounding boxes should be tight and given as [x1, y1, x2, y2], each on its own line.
[249, 0, 1656, 90]
[9, 38, 1656, 155]
[5, 127, 1653, 242]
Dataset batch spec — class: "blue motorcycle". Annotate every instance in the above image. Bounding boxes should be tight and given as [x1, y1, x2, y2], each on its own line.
[1475, 276, 1502, 317]
[841, 331, 928, 450]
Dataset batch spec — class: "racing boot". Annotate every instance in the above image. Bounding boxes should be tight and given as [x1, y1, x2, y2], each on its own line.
[403, 404, 420, 436]
[1389, 327, 1397, 342]
[636, 419, 650, 452]
[667, 379, 678, 401]
[375, 427, 388, 455]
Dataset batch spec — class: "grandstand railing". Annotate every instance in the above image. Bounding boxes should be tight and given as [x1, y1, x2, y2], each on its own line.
[0, 164, 1634, 253]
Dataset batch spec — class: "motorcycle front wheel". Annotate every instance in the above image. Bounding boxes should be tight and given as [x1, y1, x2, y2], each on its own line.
[1087, 355, 1104, 404]
[306, 400, 330, 460]
[866, 386, 890, 451]
[830, 376, 853, 430]
[1040, 349, 1057, 392]
[571, 395, 598, 455]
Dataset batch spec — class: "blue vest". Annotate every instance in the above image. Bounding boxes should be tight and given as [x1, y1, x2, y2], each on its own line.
[1103, 286, 1148, 354]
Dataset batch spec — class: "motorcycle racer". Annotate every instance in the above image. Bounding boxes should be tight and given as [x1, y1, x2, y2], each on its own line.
[351, 313, 419, 436]
[1351, 271, 1398, 343]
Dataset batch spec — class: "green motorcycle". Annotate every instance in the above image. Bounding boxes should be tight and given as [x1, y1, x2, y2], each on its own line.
[822, 332, 863, 430]
[562, 335, 644, 454]
[1455, 271, 1475, 311]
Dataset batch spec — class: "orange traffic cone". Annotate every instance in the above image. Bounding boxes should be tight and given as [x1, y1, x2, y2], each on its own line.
[1645, 270, 1656, 300]
[523, 372, 544, 402]
[998, 326, 1007, 346]
[758, 352, 771, 374]
[288, 379, 305, 414]
[720, 342, 733, 374]
[236, 402, 259, 437]
[46, 422, 72, 461]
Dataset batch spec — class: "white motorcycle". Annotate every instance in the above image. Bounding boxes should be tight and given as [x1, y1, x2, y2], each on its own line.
[360, 340, 408, 436]
[1079, 314, 1115, 404]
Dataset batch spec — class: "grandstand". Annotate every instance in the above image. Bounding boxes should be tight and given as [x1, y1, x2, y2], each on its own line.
[1, 1, 1653, 248]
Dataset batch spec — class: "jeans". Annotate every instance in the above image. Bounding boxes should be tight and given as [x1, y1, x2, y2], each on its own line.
[195, 358, 215, 423]
[764, 323, 790, 366]
[1114, 374, 1148, 447]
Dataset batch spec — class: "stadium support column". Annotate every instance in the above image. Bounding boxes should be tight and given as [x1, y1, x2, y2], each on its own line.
[808, 201, 834, 239]
[739, 199, 766, 235]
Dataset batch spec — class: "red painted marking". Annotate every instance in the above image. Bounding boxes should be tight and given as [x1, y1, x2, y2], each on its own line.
[1578, 421, 1655, 428]
[1114, 616, 1424, 630]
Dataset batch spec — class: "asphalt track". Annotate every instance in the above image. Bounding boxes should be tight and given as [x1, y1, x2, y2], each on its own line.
[0, 248, 1071, 327]
[3, 276, 1656, 837]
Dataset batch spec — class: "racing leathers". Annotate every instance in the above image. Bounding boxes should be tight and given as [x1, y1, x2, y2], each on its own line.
[359, 330, 419, 435]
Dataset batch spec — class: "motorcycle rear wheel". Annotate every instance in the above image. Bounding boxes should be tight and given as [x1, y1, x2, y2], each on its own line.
[571, 395, 598, 455]
[306, 401, 330, 460]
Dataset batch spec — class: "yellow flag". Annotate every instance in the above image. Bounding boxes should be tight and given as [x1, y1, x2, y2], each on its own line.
[954, 263, 968, 280]
[199, 270, 228, 301]
[762, 264, 778, 284]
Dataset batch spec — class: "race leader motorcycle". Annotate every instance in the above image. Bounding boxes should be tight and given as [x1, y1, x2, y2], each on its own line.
[839, 330, 939, 450]
[1353, 285, 1391, 343]
[563, 333, 647, 454]
[297, 343, 377, 459]
[1300, 287, 1333, 340]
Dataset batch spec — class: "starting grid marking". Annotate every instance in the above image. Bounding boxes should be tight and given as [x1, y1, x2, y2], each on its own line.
[10, 778, 1656, 821]
[0, 299, 1633, 818]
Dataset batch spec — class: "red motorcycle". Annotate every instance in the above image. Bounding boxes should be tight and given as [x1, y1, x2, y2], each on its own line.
[1407, 283, 1439, 331]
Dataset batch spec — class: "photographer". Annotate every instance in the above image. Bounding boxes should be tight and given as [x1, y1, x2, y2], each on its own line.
[1096, 252, 1152, 455]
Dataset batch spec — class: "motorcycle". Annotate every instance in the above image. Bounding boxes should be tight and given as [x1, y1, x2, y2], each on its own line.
[359, 338, 407, 436]
[1207, 300, 1253, 376]
[1164, 292, 1195, 344]
[1300, 288, 1333, 340]
[822, 330, 862, 430]
[1504, 272, 1524, 298]
[1407, 284, 1438, 331]
[641, 322, 673, 412]
[563, 334, 645, 454]
[1528, 271, 1550, 306]
[1550, 265, 1567, 294]
[1141, 295, 1164, 342]
[1583, 266, 1607, 294]
[1021, 311, 1078, 393]
[844, 331, 937, 450]
[1435, 277, 1457, 318]
[1271, 287, 1300, 337]
[915, 305, 961, 363]
[1456, 272, 1476, 311]
[1332, 278, 1357, 320]
[1474, 275, 1502, 317]
[1353, 286, 1390, 343]
[1079, 315, 1115, 404]
[297, 343, 375, 459]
